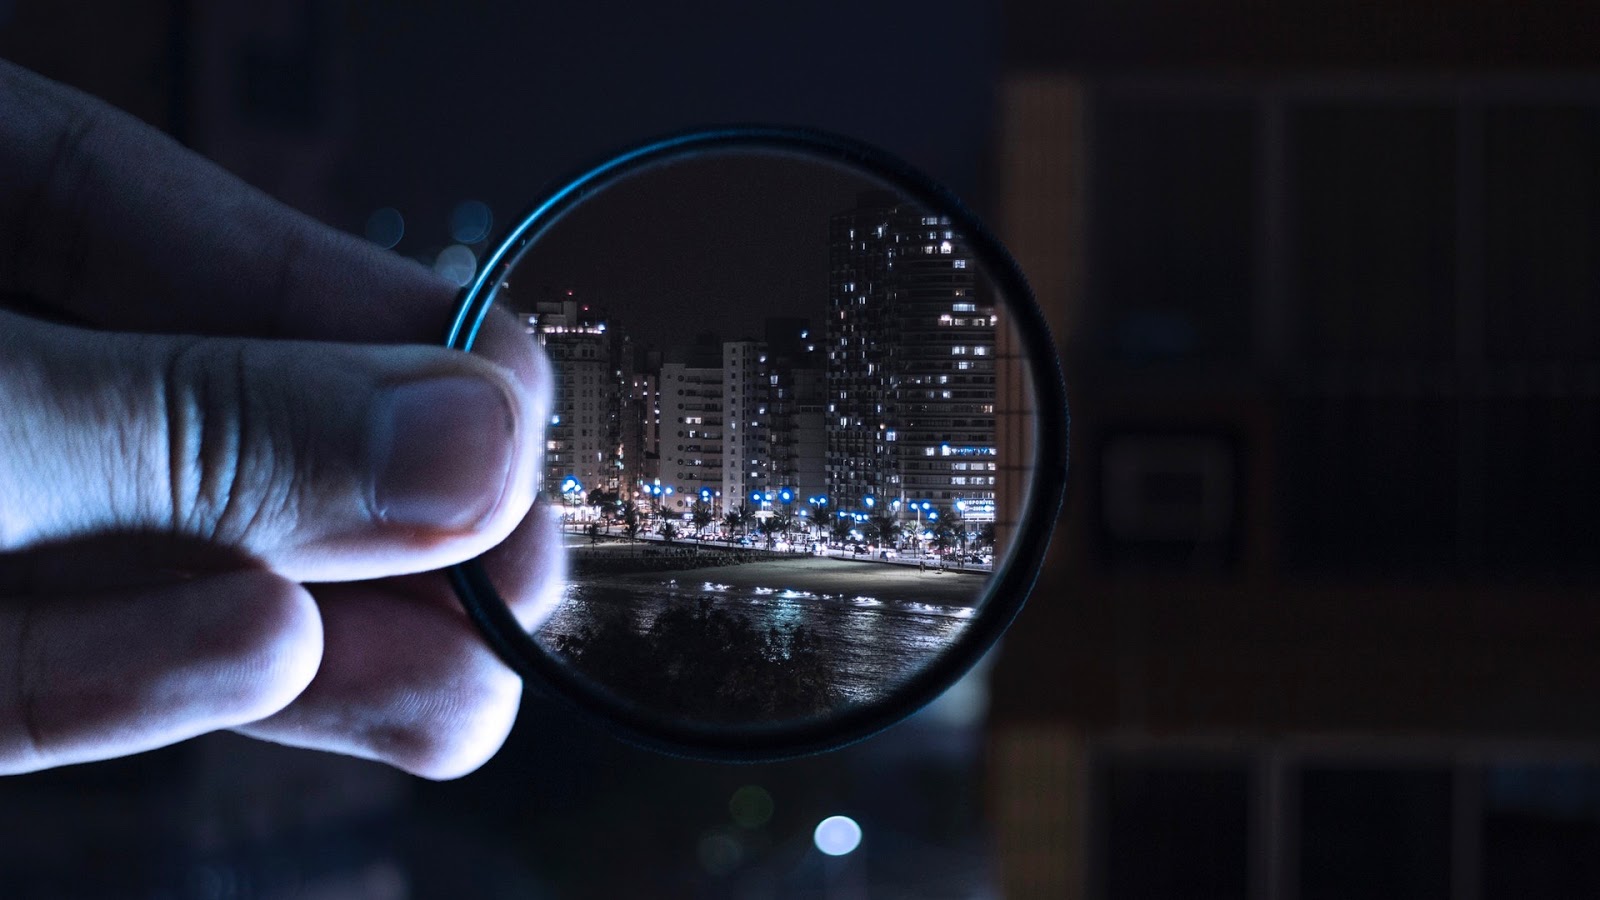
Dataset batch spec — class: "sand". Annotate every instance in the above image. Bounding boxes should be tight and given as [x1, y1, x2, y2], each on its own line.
[593, 554, 991, 607]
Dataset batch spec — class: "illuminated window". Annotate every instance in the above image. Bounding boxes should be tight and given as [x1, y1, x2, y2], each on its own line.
[953, 259, 967, 269]
[953, 302, 976, 313]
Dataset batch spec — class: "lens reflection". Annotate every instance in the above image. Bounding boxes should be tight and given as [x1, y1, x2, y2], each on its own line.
[487, 152, 1034, 726]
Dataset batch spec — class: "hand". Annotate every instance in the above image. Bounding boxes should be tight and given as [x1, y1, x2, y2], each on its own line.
[0, 59, 562, 778]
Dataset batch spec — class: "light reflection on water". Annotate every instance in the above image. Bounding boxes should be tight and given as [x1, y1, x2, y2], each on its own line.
[537, 579, 972, 705]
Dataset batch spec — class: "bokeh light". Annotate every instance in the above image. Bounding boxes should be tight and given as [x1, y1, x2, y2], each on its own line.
[433, 244, 478, 287]
[812, 815, 862, 856]
[363, 207, 405, 249]
[449, 200, 494, 244]
[728, 785, 774, 828]
[696, 829, 742, 875]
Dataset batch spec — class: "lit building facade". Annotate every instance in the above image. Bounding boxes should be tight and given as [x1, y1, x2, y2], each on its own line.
[826, 192, 997, 519]
[659, 338, 725, 511]
[723, 341, 770, 507]
[518, 298, 621, 500]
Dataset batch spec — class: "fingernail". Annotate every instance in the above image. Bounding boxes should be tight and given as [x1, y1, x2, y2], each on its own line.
[370, 376, 516, 531]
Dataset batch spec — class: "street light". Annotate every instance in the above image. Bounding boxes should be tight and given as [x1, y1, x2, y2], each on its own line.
[911, 499, 933, 556]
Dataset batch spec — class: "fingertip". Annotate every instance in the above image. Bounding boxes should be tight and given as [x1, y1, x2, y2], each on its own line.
[392, 667, 523, 781]
[209, 571, 324, 724]
[482, 499, 568, 632]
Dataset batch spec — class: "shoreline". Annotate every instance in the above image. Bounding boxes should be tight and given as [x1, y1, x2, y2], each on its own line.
[579, 554, 990, 607]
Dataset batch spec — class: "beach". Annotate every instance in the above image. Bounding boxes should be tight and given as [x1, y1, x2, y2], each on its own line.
[581, 550, 992, 607]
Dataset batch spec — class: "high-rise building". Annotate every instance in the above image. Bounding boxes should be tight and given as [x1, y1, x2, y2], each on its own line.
[518, 297, 621, 500]
[723, 341, 770, 507]
[764, 319, 828, 509]
[723, 320, 829, 516]
[618, 341, 661, 495]
[659, 335, 725, 512]
[826, 192, 997, 519]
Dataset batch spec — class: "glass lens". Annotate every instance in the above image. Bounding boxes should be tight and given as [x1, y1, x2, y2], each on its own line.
[471, 149, 1042, 730]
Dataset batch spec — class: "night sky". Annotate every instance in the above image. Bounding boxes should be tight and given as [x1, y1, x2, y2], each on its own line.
[334, 2, 997, 278]
[507, 152, 883, 350]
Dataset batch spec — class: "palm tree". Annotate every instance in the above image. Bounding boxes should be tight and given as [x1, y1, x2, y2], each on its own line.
[722, 509, 742, 539]
[731, 502, 756, 536]
[690, 500, 715, 536]
[658, 520, 679, 543]
[830, 517, 853, 546]
[867, 513, 901, 549]
[622, 501, 642, 542]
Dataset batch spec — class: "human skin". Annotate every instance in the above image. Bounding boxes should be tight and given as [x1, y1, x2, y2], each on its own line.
[0, 59, 563, 779]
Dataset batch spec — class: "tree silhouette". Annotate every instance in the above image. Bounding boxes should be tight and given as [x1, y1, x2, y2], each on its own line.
[548, 598, 842, 722]
[658, 520, 679, 543]
[867, 514, 902, 549]
[978, 522, 996, 551]
[690, 500, 715, 535]
[622, 501, 643, 542]
[727, 502, 756, 536]
[830, 517, 854, 545]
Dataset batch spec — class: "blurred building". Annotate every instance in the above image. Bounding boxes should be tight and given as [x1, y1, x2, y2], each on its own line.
[986, 3, 1600, 897]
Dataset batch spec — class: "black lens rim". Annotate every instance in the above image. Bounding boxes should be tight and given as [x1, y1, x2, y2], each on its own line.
[444, 125, 1068, 761]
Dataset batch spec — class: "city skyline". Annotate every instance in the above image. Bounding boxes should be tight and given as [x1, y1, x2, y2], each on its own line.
[515, 189, 1003, 531]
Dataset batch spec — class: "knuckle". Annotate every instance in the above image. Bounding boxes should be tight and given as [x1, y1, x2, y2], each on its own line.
[161, 339, 302, 547]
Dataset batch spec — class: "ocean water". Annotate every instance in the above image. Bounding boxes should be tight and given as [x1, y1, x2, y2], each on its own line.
[536, 576, 975, 707]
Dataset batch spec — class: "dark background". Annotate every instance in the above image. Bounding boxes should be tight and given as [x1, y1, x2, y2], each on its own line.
[5, 1, 1600, 898]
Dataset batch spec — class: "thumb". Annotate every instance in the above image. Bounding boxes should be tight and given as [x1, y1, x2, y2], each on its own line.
[0, 309, 545, 582]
